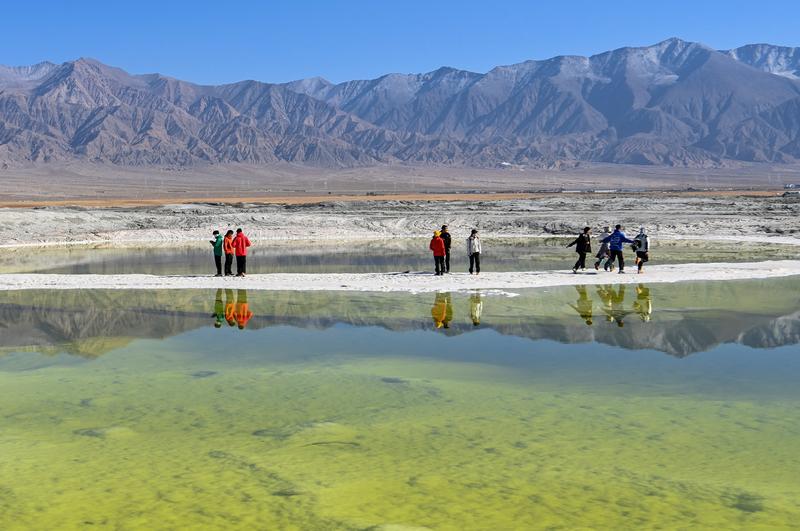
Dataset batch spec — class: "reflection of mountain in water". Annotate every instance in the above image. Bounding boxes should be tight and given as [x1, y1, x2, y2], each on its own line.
[0, 279, 798, 358]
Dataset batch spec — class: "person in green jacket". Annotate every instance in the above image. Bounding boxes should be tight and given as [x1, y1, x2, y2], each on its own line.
[210, 230, 224, 276]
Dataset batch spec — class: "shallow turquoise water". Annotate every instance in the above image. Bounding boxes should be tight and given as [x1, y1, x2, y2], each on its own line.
[0, 279, 799, 529]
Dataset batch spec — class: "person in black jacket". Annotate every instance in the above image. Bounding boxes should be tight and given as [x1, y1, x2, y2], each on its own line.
[567, 226, 592, 273]
[440, 224, 452, 273]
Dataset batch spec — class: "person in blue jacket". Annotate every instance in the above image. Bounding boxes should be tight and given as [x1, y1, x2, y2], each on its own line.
[601, 224, 635, 274]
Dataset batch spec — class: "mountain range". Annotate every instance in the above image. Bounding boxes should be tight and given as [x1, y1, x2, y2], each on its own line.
[2, 38, 800, 169]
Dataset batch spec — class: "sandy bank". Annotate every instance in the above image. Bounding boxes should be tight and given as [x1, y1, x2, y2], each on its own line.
[2, 261, 798, 294]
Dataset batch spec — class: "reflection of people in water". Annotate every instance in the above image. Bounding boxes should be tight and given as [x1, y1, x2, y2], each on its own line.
[633, 284, 653, 322]
[213, 289, 225, 328]
[596, 285, 634, 327]
[431, 292, 453, 329]
[470, 292, 483, 326]
[234, 289, 253, 330]
[568, 285, 593, 325]
[225, 289, 237, 327]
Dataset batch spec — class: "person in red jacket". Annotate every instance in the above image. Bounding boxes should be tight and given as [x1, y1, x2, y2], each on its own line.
[232, 228, 252, 277]
[429, 230, 446, 275]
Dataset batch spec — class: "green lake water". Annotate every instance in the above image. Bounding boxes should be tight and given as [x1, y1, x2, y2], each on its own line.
[0, 278, 799, 529]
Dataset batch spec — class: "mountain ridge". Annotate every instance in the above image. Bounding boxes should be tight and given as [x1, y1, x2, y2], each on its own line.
[2, 38, 800, 169]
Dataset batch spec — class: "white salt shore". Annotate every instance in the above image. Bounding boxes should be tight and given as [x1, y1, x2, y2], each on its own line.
[1, 261, 798, 294]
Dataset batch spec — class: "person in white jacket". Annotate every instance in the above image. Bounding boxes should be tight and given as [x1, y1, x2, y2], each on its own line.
[467, 229, 482, 274]
[633, 227, 651, 274]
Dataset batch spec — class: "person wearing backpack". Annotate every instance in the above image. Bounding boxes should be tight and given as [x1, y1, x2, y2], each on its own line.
[633, 227, 651, 274]
[567, 226, 592, 273]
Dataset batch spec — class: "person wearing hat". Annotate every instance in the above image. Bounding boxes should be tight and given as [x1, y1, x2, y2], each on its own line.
[429, 230, 446, 275]
[440, 225, 452, 273]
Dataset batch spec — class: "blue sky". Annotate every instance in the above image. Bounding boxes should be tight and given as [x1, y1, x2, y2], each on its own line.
[2, 0, 798, 84]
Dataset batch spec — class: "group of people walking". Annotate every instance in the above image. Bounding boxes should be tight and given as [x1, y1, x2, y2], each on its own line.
[568, 225, 651, 274]
[210, 228, 252, 277]
[429, 225, 482, 275]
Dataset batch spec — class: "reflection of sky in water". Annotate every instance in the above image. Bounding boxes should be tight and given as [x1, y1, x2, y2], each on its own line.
[1, 281, 799, 528]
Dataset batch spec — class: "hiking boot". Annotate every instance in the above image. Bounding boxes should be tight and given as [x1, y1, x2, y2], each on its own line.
[618, 270, 625, 274]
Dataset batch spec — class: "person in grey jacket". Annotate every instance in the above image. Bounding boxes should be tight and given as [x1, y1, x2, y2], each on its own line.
[594, 226, 614, 271]
[467, 229, 482, 274]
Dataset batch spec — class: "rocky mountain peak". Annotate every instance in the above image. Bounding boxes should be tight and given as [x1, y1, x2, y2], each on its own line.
[2, 40, 800, 169]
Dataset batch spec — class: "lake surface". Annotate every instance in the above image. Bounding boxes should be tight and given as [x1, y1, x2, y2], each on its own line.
[3, 238, 798, 275]
[1, 279, 799, 528]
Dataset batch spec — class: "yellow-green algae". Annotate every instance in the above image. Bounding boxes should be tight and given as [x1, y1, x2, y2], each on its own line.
[0, 280, 799, 529]
[1, 342, 799, 529]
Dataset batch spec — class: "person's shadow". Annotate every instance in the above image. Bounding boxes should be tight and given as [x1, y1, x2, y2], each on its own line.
[431, 292, 453, 329]
[234, 289, 253, 330]
[212, 288, 225, 328]
[568, 285, 593, 326]
[225, 289, 237, 327]
[470, 292, 483, 327]
[597, 285, 634, 327]
[633, 284, 653, 322]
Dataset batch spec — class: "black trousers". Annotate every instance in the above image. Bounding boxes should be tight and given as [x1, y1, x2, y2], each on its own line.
[610, 249, 625, 270]
[636, 251, 649, 271]
[444, 250, 451, 273]
[236, 255, 247, 275]
[214, 254, 222, 275]
[224, 254, 234, 275]
[469, 252, 481, 274]
[434, 256, 445, 275]
[573, 252, 587, 271]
